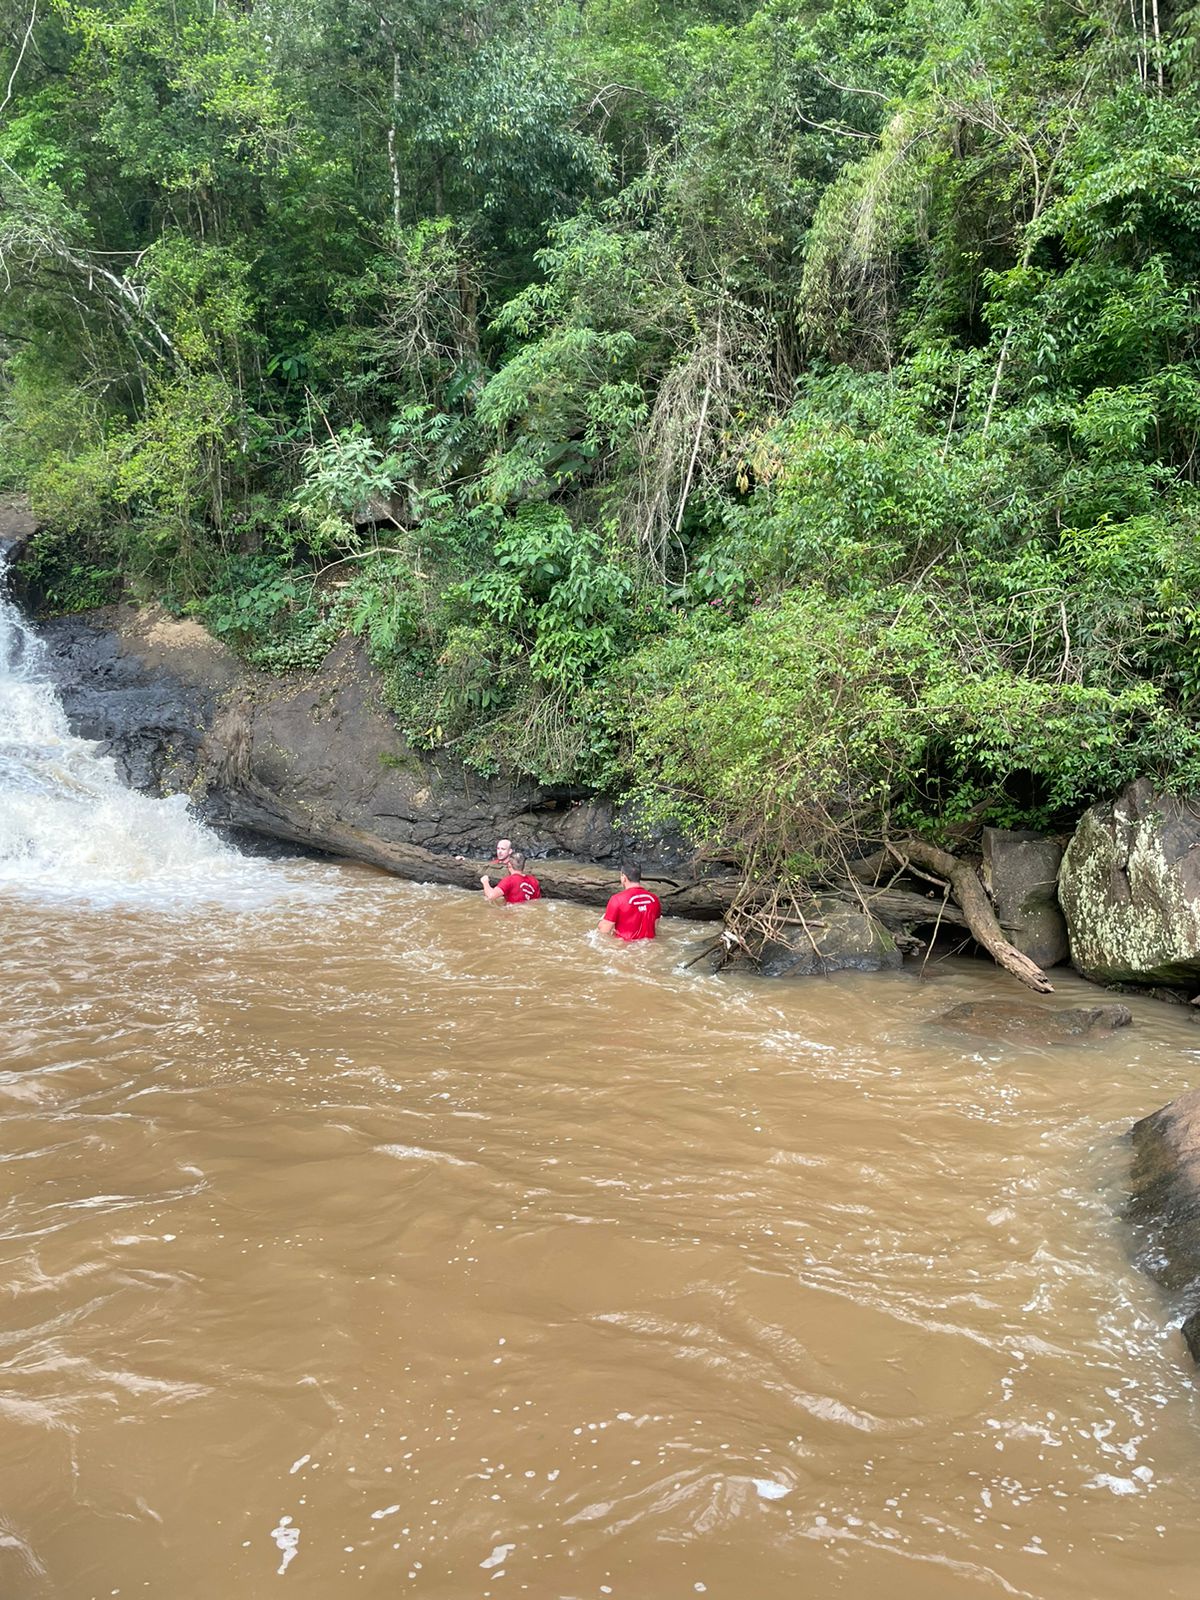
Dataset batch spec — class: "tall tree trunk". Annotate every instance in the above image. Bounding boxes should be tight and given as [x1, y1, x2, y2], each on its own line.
[388, 48, 402, 233]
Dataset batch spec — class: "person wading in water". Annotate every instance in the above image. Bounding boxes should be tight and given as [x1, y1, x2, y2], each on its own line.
[457, 837, 514, 868]
[481, 851, 542, 904]
[596, 862, 662, 942]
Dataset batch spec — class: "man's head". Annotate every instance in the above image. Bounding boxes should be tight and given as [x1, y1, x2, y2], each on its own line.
[619, 859, 641, 889]
[496, 837, 513, 859]
[510, 851, 527, 873]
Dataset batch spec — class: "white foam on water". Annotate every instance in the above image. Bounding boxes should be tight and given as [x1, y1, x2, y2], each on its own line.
[377, 1143, 476, 1169]
[270, 1515, 300, 1574]
[1086, 1473, 1141, 1496]
[0, 562, 308, 909]
[752, 1478, 791, 1500]
[480, 1542, 515, 1569]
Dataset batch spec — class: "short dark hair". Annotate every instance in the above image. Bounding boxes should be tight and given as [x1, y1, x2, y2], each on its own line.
[510, 851, 526, 872]
[620, 860, 641, 881]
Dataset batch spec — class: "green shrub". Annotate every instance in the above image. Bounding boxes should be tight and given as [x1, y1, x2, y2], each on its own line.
[621, 585, 1200, 877]
[17, 526, 121, 612]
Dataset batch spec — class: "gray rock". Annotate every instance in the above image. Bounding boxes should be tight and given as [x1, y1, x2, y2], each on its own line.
[353, 491, 409, 529]
[38, 607, 234, 795]
[936, 999, 1132, 1046]
[1129, 1086, 1200, 1360]
[1059, 779, 1200, 984]
[0, 493, 38, 565]
[981, 827, 1069, 969]
[756, 900, 901, 978]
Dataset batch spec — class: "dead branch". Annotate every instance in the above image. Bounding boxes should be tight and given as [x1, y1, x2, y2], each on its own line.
[0, 165, 179, 368]
[809, 65, 891, 102]
[626, 292, 779, 572]
[852, 839, 1053, 992]
[848, 881, 970, 930]
[682, 932, 733, 970]
[1, 0, 37, 118]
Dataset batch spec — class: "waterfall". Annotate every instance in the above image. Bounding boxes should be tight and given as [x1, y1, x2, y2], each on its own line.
[0, 560, 272, 904]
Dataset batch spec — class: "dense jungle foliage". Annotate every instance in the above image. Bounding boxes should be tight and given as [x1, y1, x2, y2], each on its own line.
[4, 0, 1200, 874]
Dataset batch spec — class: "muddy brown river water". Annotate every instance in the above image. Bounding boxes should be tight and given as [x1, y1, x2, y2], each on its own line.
[3, 863, 1200, 1600]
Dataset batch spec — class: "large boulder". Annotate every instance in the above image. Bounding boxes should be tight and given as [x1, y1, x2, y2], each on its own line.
[981, 827, 1069, 969]
[1058, 779, 1200, 984]
[1129, 1087, 1200, 1360]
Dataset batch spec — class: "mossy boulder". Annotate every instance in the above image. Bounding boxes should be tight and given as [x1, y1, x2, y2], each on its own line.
[1058, 780, 1200, 985]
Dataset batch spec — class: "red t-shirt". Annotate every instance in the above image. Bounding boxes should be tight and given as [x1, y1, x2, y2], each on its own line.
[498, 872, 541, 903]
[603, 884, 662, 940]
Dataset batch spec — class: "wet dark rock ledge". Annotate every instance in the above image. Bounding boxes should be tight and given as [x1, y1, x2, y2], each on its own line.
[35, 603, 735, 917]
[1128, 1088, 1200, 1359]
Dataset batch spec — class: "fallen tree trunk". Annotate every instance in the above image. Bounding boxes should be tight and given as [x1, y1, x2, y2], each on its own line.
[844, 882, 971, 932]
[851, 839, 1054, 993]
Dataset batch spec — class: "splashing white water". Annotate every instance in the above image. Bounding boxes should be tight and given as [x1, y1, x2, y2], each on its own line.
[0, 561, 285, 905]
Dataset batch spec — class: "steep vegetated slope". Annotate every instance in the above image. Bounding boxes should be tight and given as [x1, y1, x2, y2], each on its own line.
[3, 0, 1200, 891]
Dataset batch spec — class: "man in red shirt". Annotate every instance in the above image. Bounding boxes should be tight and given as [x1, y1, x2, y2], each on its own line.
[481, 851, 542, 905]
[596, 862, 662, 941]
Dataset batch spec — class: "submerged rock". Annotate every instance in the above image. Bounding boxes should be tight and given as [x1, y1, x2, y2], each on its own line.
[1129, 1087, 1200, 1360]
[1059, 780, 1200, 985]
[981, 827, 1069, 970]
[935, 999, 1132, 1046]
[756, 900, 902, 978]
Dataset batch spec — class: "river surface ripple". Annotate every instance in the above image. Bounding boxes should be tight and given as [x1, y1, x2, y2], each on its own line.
[2, 868, 1200, 1598]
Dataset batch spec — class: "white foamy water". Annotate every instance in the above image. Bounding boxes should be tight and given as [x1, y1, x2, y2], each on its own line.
[0, 562, 295, 906]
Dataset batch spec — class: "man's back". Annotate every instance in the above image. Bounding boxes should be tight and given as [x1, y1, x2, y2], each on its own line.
[604, 883, 661, 940]
[498, 872, 541, 904]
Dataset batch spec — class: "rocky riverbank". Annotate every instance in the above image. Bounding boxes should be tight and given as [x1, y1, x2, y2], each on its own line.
[8, 479, 1200, 987]
[33, 602, 737, 917]
[27, 587, 1200, 988]
[22, 598, 1089, 971]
